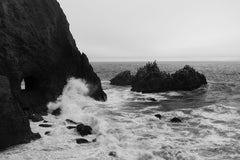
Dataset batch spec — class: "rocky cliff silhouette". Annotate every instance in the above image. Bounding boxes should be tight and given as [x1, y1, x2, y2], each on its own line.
[0, 0, 106, 149]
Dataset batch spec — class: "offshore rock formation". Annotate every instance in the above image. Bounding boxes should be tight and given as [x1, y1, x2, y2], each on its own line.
[110, 70, 133, 86]
[111, 62, 207, 93]
[131, 62, 207, 93]
[0, 0, 106, 149]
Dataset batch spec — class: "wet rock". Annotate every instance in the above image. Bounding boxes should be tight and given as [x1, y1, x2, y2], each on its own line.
[131, 62, 207, 93]
[43, 120, 48, 123]
[31, 133, 41, 140]
[76, 138, 89, 144]
[0, 0, 107, 150]
[29, 114, 44, 122]
[110, 70, 133, 86]
[45, 131, 51, 135]
[66, 119, 78, 125]
[52, 108, 61, 116]
[67, 126, 76, 130]
[92, 139, 97, 142]
[109, 151, 117, 157]
[76, 123, 92, 136]
[170, 117, 182, 123]
[39, 124, 52, 128]
[154, 114, 162, 120]
[147, 98, 157, 102]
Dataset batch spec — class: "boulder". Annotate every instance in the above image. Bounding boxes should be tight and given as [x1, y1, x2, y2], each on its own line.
[51, 108, 61, 116]
[109, 151, 117, 157]
[131, 62, 207, 93]
[170, 117, 182, 123]
[31, 133, 41, 140]
[76, 123, 92, 136]
[110, 71, 133, 86]
[39, 124, 52, 128]
[154, 114, 162, 120]
[67, 126, 76, 130]
[66, 119, 78, 125]
[76, 138, 89, 144]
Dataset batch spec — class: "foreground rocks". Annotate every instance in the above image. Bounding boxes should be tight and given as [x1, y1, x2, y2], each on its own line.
[76, 124, 93, 136]
[0, 0, 106, 149]
[110, 71, 133, 86]
[111, 61, 207, 93]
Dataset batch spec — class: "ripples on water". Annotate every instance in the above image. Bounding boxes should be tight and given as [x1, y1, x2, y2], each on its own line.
[1, 61, 240, 160]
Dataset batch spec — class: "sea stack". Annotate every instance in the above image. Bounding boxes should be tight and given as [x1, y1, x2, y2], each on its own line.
[111, 61, 207, 93]
[0, 0, 106, 149]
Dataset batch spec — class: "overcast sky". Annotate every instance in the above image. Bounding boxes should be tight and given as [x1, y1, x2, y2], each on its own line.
[58, 0, 240, 61]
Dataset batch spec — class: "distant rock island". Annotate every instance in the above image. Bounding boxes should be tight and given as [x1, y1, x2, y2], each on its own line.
[0, 0, 106, 149]
[111, 61, 207, 93]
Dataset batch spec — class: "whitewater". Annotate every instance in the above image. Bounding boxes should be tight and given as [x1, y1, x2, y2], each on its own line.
[1, 61, 240, 160]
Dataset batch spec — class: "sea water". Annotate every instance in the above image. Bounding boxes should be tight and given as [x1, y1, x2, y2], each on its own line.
[1, 61, 240, 160]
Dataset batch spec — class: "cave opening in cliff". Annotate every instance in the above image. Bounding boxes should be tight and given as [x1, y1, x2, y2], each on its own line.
[21, 76, 40, 91]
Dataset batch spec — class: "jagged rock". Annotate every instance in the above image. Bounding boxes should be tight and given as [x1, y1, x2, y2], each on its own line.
[67, 126, 76, 130]
[0, 0, 107, 150]
[154, 114, 162, 120]
[39, 124, 52, 128]
[45, 131, 51, 135]
[51, 108, 61, 116]
[0, 0, 106, 114]
[66, 119, 78, 125]
[110, 70, 133, 86]
[76, 138, 89, 144]
[29, 114, 44, 122]
[131, 62, 207, 93]
[76, 123, 92, 136]
[109, 151, 117, 157]
[31, 133, 41, 140]
[0, 75, 32, 150]
[147, 98, 157, 102]
[170, 117, 182, 123]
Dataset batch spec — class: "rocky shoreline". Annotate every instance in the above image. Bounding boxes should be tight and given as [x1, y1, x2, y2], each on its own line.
[0, 0, 106, 150]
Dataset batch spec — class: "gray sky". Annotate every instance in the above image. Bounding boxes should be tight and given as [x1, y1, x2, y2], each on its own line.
[58, 0, 240, 61]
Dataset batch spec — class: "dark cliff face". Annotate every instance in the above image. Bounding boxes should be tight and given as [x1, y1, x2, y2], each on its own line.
[0, 0, 106, 113]
[0, 0, 106, 149]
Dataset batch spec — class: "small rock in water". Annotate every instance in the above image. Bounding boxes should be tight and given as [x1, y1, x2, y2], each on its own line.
[39, 124, 52, 128]
[67, 126, 76, 129]
[52, 108, 61, 116]
[147, 98, 157, 102]
[66, 119, 78, 125]
[76, 138, 89, 144]
[76, 123, 92, 136]
[170, 117, 182, 123]
[109, 151, 117, 157]
[29, 114, 44, 122]
[154, 114, 162, 120]
[31, 133, 41, 140]
[45, 131, 50, 135]
[43, 120, 48, 123]
[92, 138, 97, 142]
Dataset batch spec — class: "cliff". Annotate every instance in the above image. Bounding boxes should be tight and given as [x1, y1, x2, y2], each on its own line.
[0, 0, 106, 149]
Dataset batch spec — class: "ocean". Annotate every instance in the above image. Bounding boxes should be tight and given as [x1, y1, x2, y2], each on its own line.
[1, 61, 240, 160]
